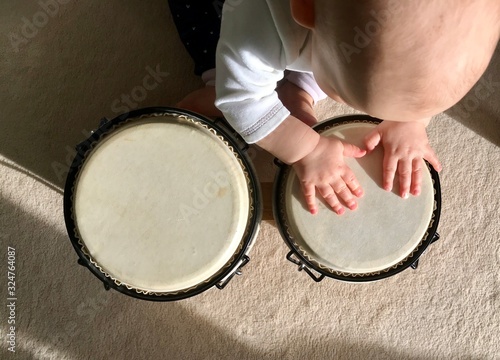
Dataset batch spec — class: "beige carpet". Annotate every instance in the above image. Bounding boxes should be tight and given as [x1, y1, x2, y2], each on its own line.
[1, 1, 499, 359]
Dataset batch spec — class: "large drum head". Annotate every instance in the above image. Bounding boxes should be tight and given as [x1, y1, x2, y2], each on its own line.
[64, 109, 261, 300]
[274, 116, 440, 281]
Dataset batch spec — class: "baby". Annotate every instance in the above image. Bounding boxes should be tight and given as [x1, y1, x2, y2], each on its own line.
[169, 0, 500, 215]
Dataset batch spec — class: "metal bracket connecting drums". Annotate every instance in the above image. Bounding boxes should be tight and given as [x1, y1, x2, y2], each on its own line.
[286, 251, 325, 282]
[216, 255, 250, 290]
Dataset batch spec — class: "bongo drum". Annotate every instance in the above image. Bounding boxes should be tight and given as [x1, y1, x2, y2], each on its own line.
[64, 108, 262, 301]
[273, 115, 441, 282]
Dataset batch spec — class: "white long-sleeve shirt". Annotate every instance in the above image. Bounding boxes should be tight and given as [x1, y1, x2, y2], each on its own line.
[215, 0, 326, 144]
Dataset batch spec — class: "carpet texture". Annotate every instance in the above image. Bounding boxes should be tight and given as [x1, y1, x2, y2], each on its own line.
[0, 1, 499, 360]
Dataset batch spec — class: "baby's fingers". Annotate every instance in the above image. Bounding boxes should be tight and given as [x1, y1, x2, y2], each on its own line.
[398, 158, 412, 199]
[424, 147, 442, 172]
[382, 154, 398, 192]
[342, 142, 366, 159]
[410, 158, 423, 196]
[343, 171, 364, 198]
[364, 129, 381, 152]
[318, 184, 345, 215]
[301, 182, 318, 215]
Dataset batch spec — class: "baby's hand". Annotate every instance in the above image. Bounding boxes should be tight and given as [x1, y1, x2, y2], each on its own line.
[292, 136, 366, 215]
[364, 121, 442, 198]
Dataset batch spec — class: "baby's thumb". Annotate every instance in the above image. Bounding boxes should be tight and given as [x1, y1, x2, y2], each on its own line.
[342, 142, 366, 158]
[364, 129, 381, 152]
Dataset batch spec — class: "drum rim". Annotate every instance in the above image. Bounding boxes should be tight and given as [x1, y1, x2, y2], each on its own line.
[63, 107, 262, 301]
[272, 114, 441, 282]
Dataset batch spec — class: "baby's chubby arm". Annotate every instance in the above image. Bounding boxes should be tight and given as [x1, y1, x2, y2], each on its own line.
[214, 0, 365, 214]
[257, 116, 365, 215]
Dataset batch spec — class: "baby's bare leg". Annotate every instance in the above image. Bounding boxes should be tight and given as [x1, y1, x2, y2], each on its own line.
[314, 0, 500, 121]
[177, 86, 223, 117]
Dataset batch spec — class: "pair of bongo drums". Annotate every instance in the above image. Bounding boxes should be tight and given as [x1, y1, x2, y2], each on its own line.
[64, 108, 441, 301]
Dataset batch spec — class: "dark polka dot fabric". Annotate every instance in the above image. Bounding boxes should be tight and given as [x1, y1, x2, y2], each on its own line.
[168, 1, 224, 76]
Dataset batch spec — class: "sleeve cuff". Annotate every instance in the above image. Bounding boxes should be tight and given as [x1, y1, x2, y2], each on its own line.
[239, 103, 290, 144]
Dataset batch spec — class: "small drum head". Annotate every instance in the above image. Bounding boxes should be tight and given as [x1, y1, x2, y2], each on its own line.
[64, 108, 261, 300]
[274, 115, 440, 281]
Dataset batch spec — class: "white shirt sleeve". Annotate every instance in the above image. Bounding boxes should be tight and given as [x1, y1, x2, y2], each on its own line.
[215, 0, 291, 144]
